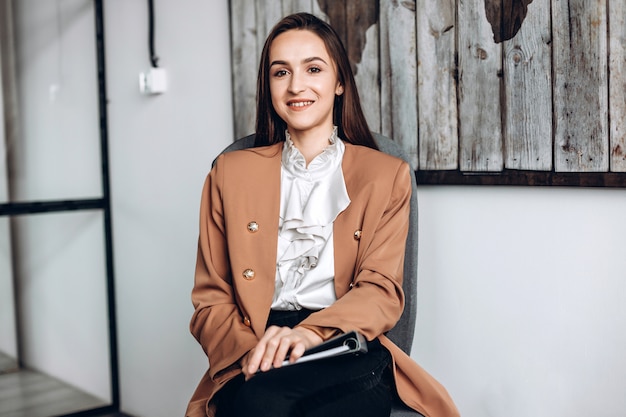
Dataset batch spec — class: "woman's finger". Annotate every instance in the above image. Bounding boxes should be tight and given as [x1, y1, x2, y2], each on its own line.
[259, 326, 292, 371]
[247, 325, 284, 373]
[247, 326, 323, 374]
[272, 334, 298, 368]
[287, 341, 306, 363]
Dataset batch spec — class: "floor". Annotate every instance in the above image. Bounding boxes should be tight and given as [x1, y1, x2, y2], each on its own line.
[0, 352, 120, 417]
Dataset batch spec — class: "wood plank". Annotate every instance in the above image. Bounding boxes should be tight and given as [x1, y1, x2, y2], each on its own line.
[379, 0, 392, 144]
[344, 1, 377, 77]
[281, 0, 294, 15]
[609, 1, 626, 171]
[552, 0, 608, 172]
[256, 1, 283, 68]
[346, 0, 380, 132]
[416, 0, 458, 170]
[379, 0, 418, 168]
[458, 0, 503, 171]
[317, 1, 347, 50]
[0, 369, 107, 417]
[230, 0, 258, 139]
[487, 0, 535, 43]
[311, 0, 325, 19]
[503, 0, 552, 170]
[290, 0, 315, 14]
[318, 2, 382, 132]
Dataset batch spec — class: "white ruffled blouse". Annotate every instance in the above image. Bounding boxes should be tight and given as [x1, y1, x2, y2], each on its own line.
[271, 128, 351, 311]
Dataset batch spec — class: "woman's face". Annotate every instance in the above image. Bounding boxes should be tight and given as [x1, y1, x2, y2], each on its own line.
[268, 29, 343, 139]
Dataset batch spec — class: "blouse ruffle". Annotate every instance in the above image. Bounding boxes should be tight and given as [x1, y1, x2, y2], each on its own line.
[272, 127, 350, 310]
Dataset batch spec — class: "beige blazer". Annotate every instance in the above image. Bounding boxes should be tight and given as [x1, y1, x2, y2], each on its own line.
[186, 142, 459, 417]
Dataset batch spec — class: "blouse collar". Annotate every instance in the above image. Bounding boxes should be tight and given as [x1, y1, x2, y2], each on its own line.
[282, 127, 342, 181]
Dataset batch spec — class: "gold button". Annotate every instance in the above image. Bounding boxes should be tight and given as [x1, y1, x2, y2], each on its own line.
[353, 230, 362, 240]
[247, 221, 259, 233]
[243, 316, 251, 327]
[242, 269, 255, 280]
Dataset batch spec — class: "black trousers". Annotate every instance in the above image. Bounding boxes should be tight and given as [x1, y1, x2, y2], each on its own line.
[214, 309, 393, 417]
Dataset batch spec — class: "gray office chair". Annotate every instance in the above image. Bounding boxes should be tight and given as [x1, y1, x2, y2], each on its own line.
[218, 133, 423, 417]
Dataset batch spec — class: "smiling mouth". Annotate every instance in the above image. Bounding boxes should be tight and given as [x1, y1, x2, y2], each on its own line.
[288, 101, 314, 108]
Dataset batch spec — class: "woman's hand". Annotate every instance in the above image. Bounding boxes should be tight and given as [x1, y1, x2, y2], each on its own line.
[241, 326, 323, 380]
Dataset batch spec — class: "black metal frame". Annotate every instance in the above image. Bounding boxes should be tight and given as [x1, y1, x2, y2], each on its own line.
[0, 0, 119, 415]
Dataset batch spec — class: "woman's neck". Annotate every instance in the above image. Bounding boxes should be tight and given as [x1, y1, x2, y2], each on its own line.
[288, 126, 334, 166]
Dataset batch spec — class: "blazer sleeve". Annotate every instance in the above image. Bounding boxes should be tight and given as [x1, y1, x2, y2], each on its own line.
[298, 160, 411, 341]
[189, 155, 259, 383]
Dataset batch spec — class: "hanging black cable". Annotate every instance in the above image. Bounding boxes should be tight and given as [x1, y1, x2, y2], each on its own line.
[148, 0, 158, 67]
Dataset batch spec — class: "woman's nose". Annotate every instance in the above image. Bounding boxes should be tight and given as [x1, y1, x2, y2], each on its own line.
[288, 71, 305, 94]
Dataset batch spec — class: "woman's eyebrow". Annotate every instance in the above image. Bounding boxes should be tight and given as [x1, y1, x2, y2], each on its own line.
[270, 56, 329, 67]
[270, 60, 288, 67]
[303, 56, 328, 65]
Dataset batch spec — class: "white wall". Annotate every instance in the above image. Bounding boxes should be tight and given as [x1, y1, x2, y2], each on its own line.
[103, 0, 233, 416]
[415, 186, 626, 417]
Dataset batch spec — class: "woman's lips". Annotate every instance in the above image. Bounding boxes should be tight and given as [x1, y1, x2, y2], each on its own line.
[287, 100, 314, 108]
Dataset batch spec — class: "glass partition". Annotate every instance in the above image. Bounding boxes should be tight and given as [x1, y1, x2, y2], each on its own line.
[0, 0, 117, 415]
[4, 0, 102, 204]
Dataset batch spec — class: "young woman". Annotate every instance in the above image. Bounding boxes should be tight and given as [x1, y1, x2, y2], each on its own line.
[186, 13, 458, 417]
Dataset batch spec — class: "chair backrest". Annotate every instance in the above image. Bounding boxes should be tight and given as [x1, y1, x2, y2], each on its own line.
[216, 133, 418, 355]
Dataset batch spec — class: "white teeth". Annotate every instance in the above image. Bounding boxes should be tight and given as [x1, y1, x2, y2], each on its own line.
[289, 101, 313, 107]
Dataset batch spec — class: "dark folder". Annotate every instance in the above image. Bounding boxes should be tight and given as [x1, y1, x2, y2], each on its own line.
[281, 330, 368, 367]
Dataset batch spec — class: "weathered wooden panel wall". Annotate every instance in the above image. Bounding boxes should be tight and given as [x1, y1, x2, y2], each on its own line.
[230, 0, 626, 175]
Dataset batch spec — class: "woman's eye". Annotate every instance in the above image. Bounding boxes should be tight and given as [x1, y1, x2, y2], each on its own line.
[274, 70, 288, 77]
[308, 67, 321, 73]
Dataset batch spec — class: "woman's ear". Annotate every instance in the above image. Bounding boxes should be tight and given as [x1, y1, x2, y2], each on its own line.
[336, 84, 344, 96]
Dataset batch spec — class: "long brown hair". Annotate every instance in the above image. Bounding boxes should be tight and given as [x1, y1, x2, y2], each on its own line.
[254, 12, 378, 150]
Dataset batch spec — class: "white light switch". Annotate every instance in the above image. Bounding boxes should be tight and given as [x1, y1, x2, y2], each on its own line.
[139, 68, 168, 95]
